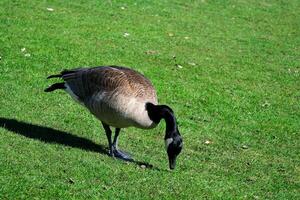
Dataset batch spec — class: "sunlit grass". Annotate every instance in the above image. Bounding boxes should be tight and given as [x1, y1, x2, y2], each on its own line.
[0, 0, 299, 199]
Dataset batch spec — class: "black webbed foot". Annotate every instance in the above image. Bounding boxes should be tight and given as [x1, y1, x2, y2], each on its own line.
[112, 148, 133, 161]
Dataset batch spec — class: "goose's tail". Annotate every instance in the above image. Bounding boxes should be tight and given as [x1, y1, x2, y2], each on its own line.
[44, 71, 67, 92]
[44, 68, 85, 93]
[44, 82, 66, 92]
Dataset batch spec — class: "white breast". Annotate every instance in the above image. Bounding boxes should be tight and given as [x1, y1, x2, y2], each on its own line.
[118, 95, 158, 129]
[84, 92, 157, 129]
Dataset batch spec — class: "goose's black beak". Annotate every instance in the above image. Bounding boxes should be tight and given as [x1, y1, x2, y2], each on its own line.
[165, 132, 183, 170]
[168, 155, 177, 170]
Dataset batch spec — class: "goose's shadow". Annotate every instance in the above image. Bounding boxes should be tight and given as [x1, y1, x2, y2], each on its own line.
[0, 117, 156, 170]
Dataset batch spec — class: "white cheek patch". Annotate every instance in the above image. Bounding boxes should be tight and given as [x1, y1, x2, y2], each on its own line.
[165, 138, 173, 150]
[179, 141, 183, 148]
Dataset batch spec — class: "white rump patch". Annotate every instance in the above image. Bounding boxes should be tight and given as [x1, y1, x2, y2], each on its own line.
[165, 138, 173, 150]
[65, 84, 83, 105]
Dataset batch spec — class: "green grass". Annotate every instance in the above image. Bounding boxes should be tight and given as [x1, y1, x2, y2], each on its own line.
[0, 0, 299, 199]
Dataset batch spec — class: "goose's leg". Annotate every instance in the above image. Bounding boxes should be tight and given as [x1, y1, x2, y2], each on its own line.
[112, 128, 133, 161]
[112, 128, 120, 149]
[101, 122, 113, 156]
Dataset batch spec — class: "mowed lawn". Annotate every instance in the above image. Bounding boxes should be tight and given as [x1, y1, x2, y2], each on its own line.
[0, 0, 299, 199]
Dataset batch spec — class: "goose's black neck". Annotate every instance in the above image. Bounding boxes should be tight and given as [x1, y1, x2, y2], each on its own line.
[146, 103, 178, 139]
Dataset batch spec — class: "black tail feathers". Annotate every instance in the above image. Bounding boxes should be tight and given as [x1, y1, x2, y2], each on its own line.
[44, 83, 66, 92]
[47, 68, 82, 80]
[47, 74, 62, 79]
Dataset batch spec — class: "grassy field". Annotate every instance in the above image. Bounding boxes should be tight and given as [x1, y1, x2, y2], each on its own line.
[0, 0, 299, 199]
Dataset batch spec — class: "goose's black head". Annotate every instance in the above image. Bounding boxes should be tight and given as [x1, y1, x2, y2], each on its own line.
[146, 102, 183, 170]
[165, 132, 183, 169]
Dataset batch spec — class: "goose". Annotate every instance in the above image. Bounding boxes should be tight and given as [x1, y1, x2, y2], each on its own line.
[45, 66, 183, 169]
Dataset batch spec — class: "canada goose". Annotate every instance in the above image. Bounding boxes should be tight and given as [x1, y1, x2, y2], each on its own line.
[45, 66, 183, 169]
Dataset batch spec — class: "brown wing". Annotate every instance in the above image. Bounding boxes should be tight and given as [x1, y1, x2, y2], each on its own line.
[112, 66, 157, 99]
[61, 66, 157, 101]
